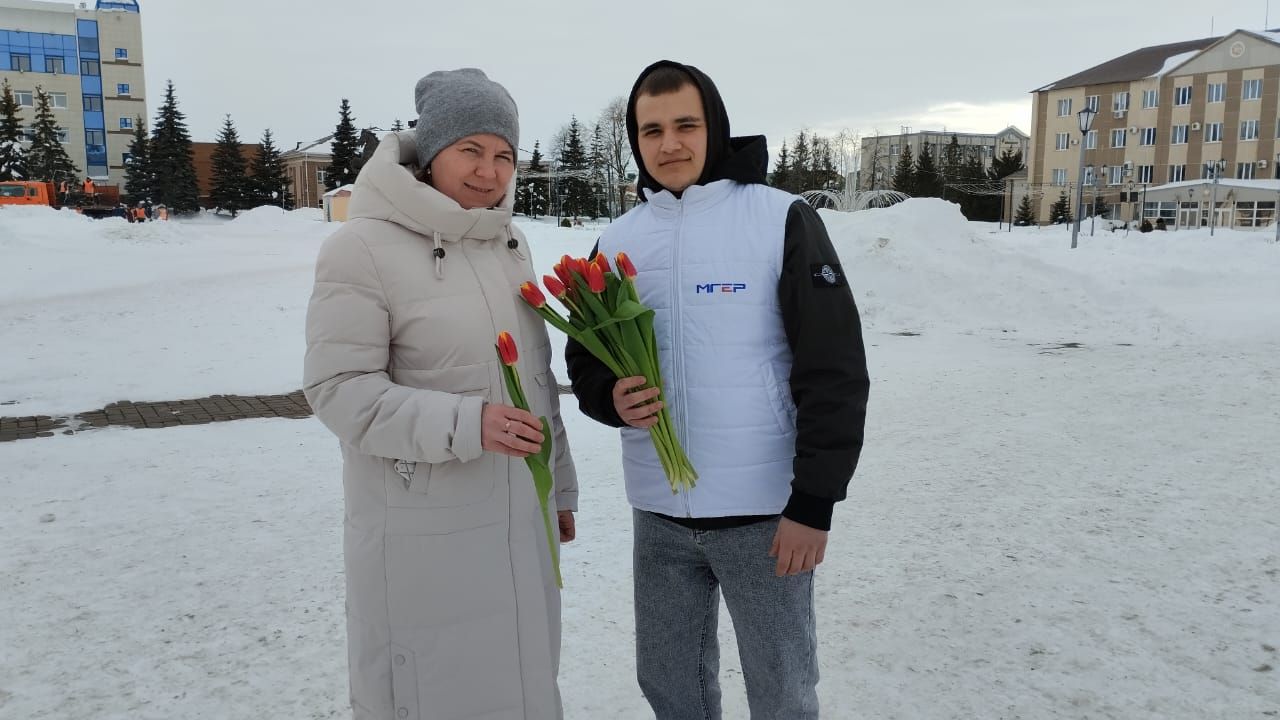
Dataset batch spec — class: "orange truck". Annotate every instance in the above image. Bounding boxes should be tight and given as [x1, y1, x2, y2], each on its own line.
[0, 180, 122, 218]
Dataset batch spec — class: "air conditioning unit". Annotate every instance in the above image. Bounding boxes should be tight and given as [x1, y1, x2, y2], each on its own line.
[1113, 110, 1126, 118]
[1123, 161, 1134, 173]
[1260, 160, 1269, 168]
[1129, 126, 1139, 133]
[1191, 122, 1202, 131]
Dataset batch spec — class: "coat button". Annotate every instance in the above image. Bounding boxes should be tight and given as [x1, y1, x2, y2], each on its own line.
[394, 654, 405, 666]
[397, 708, 408, 718]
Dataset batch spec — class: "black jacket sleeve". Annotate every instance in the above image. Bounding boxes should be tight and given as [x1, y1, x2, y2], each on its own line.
[778, 200, 870, 531]
[565, 243, 626, 428]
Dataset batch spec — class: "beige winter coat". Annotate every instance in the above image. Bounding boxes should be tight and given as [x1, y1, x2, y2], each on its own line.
[303, 130, 577, 720]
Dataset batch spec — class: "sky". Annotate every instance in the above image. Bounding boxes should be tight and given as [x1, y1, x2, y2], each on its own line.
[125, 0, 1269, 161]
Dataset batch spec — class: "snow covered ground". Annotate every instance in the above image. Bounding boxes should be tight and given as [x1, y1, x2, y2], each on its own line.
[2, 201, 1278, 718]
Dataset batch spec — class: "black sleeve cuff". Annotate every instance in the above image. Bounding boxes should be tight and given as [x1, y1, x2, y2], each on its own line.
[781, 490, 836, 531]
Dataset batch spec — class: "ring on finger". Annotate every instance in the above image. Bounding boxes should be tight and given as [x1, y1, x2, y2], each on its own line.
[504, 419, 511, 431]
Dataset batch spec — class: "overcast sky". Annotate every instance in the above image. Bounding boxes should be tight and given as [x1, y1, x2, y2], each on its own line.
[131, 0, 1264, 159]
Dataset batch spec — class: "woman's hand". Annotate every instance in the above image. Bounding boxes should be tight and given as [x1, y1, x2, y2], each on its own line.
[482, 403, 545, 458]
[612, 376, 662, 429]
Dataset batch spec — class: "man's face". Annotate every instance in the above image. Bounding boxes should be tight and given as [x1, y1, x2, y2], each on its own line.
[634, 83, 707, 194]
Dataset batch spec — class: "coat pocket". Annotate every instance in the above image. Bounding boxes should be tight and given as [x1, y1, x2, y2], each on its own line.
[389, 644, 420, 720]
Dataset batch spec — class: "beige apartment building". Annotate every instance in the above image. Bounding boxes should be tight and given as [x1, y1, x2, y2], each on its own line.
[1029, 29, 1279, 226]
[1, 0, 145, 186]
[861, 126, 1029, 190]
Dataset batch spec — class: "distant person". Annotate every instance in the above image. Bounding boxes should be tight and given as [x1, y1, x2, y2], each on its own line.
[303, 68, 579, 719]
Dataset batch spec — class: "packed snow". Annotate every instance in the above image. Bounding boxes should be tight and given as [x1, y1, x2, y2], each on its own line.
[2, 200, 1277, 719]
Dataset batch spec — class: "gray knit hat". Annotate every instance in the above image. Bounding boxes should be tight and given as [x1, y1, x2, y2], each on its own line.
[414, 68, 519, 168]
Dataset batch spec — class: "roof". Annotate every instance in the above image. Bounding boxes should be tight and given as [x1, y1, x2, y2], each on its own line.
[1149, 178, 1280, 193]
[323, 184, 355, 197]
[283, 134, 334, 157]
[1036, 37, 1221, 92]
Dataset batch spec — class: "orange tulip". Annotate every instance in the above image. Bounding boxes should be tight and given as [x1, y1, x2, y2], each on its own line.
[554, 262, 573, 289]
[543, 274, 568, 299]
[496, 331, 518, 366]
[520, 281, 546, 308]
[593, 253, 611, 274]
[586, 262, 606, 293]
[615, 252, 637, 279]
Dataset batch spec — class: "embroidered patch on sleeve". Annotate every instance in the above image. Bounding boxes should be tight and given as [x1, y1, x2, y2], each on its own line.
[810, 263, 847, 288]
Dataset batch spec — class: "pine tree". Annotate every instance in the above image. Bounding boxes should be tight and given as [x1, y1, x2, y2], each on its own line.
[771, 141, 792, 192]
[149, 80, 200, 214]
[1092, 194, 1110, 220]
[891, 144, 916, 195]
[558, 116, 591, 218]
[250, 128, 291, 209]
[589, 122, 608, 217]
[815, 138, 843, 192]
[989, 148, 1025, 180]
[525, 141, 548, 218]
[791, 130, 812, 191]
[123, 116, 150, 203]
[326, 99, 359, 191]
[914, 143, 942, 198]
[209, 114, 250, 216]
[958, 147, 992, 220]
[1014, 194, 1035, 225]
[24, 87, 79, 186]
[940, 134, 964, 200]
[0, 79, 26, 181]
[390, 119, 405, 132]
[1049, 191, 1072, 224]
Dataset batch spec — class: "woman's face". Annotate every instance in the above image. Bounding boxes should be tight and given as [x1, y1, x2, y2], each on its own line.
[427, 134, 515, 209]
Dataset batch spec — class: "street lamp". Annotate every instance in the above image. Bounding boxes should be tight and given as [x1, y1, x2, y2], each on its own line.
[1071, 106, 1097, 249]
[1208, 159, 1226, 236]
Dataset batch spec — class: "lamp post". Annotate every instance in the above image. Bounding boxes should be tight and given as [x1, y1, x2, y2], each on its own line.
[1071, 106, 1097, 249]
[1208, 159, 1226, 236]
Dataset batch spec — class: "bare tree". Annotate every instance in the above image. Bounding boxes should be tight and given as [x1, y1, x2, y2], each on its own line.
[597, 96, 633, 214]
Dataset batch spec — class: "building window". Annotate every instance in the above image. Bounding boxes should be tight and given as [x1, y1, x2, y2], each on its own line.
[1174, 86, 1192, 105]
[1109, 165, 1125, 185]
[1111, 128, 1127, 148]
[1142, 89, 1159, 108]
[1085, 95, 1099, 112]
[1137, 165, 1154, 184]
[316, 169, 327, 185]
[119, 117, 133, 130]
[21, 126, 35, 142]
[47, 92, 67, 109]
[1243, 78, 1263, 101]
[1172, 125, 1189, 144]
[83, 95, 103, 112]
[1204, 122, 1223, 143]
[117, 83, 130, 96]
[1113, 91, 1130, 112]
[1237, 162, 1256, 179]
[115, 47, 128, 60]
[1236, 201, 1276, 227]
[80, 59, 100, 76]
[1241, 119, 1260, 140]
[85, 129, 105, 146]
[1055, 132, 1070, 150]
[1082, 166, 1096, 186]
[11, 54, 32, 72]
[1051, 168, 1067, 186]
[122, 152, 132, 165]
[1207, 83, 1225, 103]
[1143, 201, 1177, 222]
[1140, 128, 1157, 146]
[1202, 162, 1223, 179]
[1057, 98, 1072, 116]
[1085, 129, 1097, 150]
[1169, 164, 1186, 182]
[14, 90, 33, 107]
[45, 56, 65, 74]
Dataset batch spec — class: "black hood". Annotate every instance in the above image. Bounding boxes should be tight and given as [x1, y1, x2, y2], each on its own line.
[626, 60, 769, 200]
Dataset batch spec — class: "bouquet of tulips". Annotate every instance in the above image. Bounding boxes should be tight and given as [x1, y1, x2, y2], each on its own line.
[518, 252, 697, 493]
[495, 331, 562, 588]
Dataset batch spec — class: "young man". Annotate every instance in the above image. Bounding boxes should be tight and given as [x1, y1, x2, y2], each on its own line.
[566, 60, 870, 719]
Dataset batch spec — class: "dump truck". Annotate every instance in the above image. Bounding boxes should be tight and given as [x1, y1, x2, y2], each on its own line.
[0, 180, 124, 219]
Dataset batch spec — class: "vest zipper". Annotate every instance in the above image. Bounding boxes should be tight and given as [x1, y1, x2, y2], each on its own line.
[672, 199, 693, 518]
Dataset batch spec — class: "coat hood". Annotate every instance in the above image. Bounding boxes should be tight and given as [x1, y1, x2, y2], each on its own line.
[626, 60, 769, 199]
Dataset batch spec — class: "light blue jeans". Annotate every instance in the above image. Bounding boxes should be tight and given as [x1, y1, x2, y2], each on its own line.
[632, 509, 820, 720]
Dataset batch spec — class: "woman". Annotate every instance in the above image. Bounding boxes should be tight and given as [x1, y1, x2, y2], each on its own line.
[303, 68, 578, 720]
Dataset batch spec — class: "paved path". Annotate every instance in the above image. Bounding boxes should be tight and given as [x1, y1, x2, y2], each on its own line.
[0, 391, 313, 442]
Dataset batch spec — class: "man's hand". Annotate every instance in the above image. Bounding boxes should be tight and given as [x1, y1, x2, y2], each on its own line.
[612, 376, 662, 428]
[769, 517, 828, 576]
[557, 510, 576, 543]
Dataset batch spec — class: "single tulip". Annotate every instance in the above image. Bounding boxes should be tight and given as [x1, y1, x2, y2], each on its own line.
[554, 262, 573, 289]
[616, 252, 638, 279]
[593, 253, 611, 274]
[496, 331, 518, 366]
[543, 275, 568, 299]
[586, 263, 606, 293]
[520, 281, 547, 308]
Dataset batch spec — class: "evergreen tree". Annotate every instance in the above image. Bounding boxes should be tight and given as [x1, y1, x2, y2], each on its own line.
[791, 130, 812, 191]
[589, 122, 608, 217]
[0, 79, 25, 181]
[515, 141, 549, 218]
[940, 134, 964, 200]
[24, 87, 78, 186]
[914, 143, 942, 198]
[149, 80, 200, 214]
[1049, 191, 1072, 224]
[1014, 194, 1035, 225]
[123, 116, 150, 203]
[891, 143, 916, 195]
[209, 115, 250, 216]
[250, 128, 291, 209]
[989, 148, 1024, 179]
[1092, 194, 1110, 220]
[326, 98, 359, 191]
[771, 141, 792, 192]
[958, 147, 992, 220]
[390, 119, 405, 132]
[558, 116, 591, 218]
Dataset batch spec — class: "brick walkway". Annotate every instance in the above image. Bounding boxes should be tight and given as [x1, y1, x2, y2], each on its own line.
[0, 391, 313, 443]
